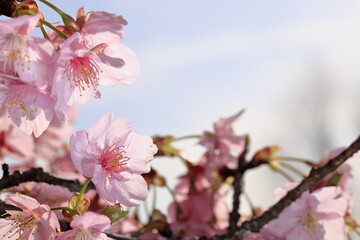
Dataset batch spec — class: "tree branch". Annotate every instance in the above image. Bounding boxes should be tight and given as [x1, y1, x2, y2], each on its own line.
[0, 134, 358, 240]
[228, 136, 249, 234]
[0, 166, 94, 192]
[228, 135, 360, 239]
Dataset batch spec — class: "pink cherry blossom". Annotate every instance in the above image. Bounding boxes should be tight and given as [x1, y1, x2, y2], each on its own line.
[168, 187, 229, 238]
[0, 14, 56, 88]
[0, 193, 59, 240]
[174, 161, 211, 200]
[267, 186, 348, 240]
[29, 183, 73, 220]
[77, 8, 128, 48]
[52, 149, 84, 181]
[0, 114, 35, 163]
[52, 33, 139, 120]
[0, 74, 55, 137]
[200, 110, 245, 169]
[310, 148, 356, 210]
[70, 112, 157, 206]
[57, 212, 111, 240]
[30, 183, 73, 208]
[48, 7, 127, 49]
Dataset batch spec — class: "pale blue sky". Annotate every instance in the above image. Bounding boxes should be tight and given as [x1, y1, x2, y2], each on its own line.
[37, 0, 360, 218]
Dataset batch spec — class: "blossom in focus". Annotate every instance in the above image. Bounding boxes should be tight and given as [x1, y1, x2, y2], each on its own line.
[0, 75, 55, 137]
[267, 186, 348, 240]
[57, 212, 110, 240]
[52, 33, 140, 120]
[199, 110, 245, 169]
[76, 7, 128, 47]
[0, 15, 56, 137]
[48, 7, 128, 49]
[0, 14, 56, 88]
[0, 193, 59, 239]
[70, 112, 157, 206]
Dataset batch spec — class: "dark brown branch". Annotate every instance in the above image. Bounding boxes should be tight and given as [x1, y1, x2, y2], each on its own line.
[227, 135, 360, 239]
[228, 136, 249, 234]
[0, 199, 20, 216]
[0, 0, 16, 17]
[0, 134, 358, 240]
[0, 166, 94, 192]
[2, 163, 9, 178]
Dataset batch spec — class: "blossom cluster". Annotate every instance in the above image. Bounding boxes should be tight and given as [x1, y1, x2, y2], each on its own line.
[0, 9, 139, 138]
[0, 2, 157, 239]
[0, 1, 358, 240]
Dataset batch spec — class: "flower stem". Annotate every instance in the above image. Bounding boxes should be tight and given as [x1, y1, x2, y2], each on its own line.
[172, 135, 201, 142]
[40, 25, 50, 40]
[178, 151, 192, 164]
[165, 183, 182, 220]
[277, 168, 294, 182]
[152, 186, 157, 212]
[281, 162, 306, 178]
[243, 191, 255, 213]
[278, 156, 314, 165]
[39, 19, 67, 39]
[143, 198, 150, 219]
[74, 178, 92, 211]
[354, 228, 360, 236]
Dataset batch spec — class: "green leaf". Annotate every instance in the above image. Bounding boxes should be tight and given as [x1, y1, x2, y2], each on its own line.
[102, 204, 129, 223]
[327, 173, 343, 186]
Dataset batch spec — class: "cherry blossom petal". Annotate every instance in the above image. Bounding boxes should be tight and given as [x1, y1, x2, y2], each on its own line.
[98, 42, 140, 86]
[123, 132, 156, 174]
[70, 130, 98, 177]
[0, 14, 39, 36]
[71, 212, 110, 233]
[82, 11, 127, 46]
[109, 172, 148, 206]
[5, 193, 39, 211]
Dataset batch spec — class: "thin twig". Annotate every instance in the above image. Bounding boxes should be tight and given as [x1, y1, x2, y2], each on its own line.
[227, 136, 249, 235]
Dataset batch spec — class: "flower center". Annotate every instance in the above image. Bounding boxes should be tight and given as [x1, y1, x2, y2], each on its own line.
[0, 34, 30, 73]
[66, 56, 100, 96]
[99, 141, 129, 175]
[0, 89, 36, 121]
[3, 211, 37, 239]
[300, 209, 318, 229]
